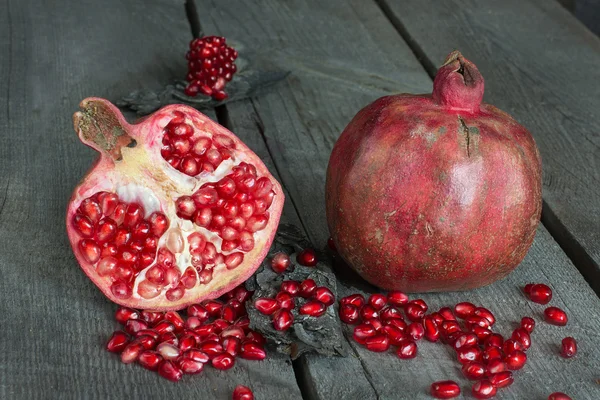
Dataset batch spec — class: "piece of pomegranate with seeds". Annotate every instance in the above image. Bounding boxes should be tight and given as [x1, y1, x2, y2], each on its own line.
[326, 51, 541, 292]
[67, 99, 283, 310]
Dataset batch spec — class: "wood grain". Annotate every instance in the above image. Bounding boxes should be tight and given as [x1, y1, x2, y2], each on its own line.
[0, 0, 302, 398]
[200, 0, 600, 398]
[377, 0, 600, 293]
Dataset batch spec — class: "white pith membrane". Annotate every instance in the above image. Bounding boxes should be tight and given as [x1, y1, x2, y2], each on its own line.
[68, 104, 283, 310]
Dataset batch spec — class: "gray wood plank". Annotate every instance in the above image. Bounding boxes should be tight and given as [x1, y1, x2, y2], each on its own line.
[198, 0, 600, 398]
[0, 0, 302, 398]
[378, 0, 600, 292]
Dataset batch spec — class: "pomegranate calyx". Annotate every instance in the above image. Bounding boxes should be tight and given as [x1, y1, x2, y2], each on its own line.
[432, 50, 484, 113]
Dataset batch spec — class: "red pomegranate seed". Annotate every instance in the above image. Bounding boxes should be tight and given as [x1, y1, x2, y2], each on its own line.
[280, 280, 300, 296]
[489, 371, 514, 388]
[428, 312, 444, 326]
[430, 380, 461, 399]
[300, 300, 327, 317]
[212, 352, 235, 370]
[485, 333, 504, 348]
[158, 360, 183, 382]
[457, 346, 482, 364]
[505, 350, 527, 370]
[466, 315, 491, 330]
[364, 333, 390, 352]
[275, 292, 295, 310]
[339, 304, 360, 324]
[183, 350, 209, 365]
[271, 252, 291, 273]
[134, 335, 157, 350]
[106, 331, 130, 353]
[203, 300, 224, 317]
[314, 287, 335, 306]
[121, 342, 143, 364]
[548, 393, 572, 400]
[340, 293, 365, 308]
[486, 359, 506, 376]
[472, 380, 497, 399]
[367, 294, 387, 310]
[154, 321, 175, 335]
[423, 316, 440, 342]
[353, 324, 376, 345]
[438, 307, 456, 321]
[299, 279, 317, 298]
[528, 283, 552, 304]
[454, 302, 476, 319]
[512, 328, 531, 351]
[441, 320, 461, 336]
[164, 311, 185, 332]
[471, 326, 491, 342]
[502, 339, 522, 355]
[387, 291, 409, 306]
[272, 309, 293, 331]
[178, 335, 196, 352]
[199, 341, 223, 358]
[254, 298, 279, 315]
[545, 306, 568, 326]
[462, 361, 486, 380]
[115, 307, 139, 325]
[233, 385, 254, 400]
[473, 307, 495, 326]
[411, 299, 428, 312]
[138, 350, 163, 371]
[380, 306, 403, 321]
[405, 303, 426, 322]
[560, 337, 577, 358]
[223, 337, 241, 357]
[396, 340, 418, 359]
[520, 317, 535, 333]
[157, 342, 181, 360]
[187, 304, 209, 322]
[407, 322, 425, 341]
[360, 305, 379, 320]
[240, 341, 266, 360]
[365, 318, 383, 332]
[482, 346, 503, 363]
[141, 310, 164, 325]
[245, 330, 266, 347]
[454, 333, 478, 350]
[159, 332, 179, 346]
[178, 357, 204, 374]
[382, 325, 405, 345]
[384, 319, 407, 332]
[297, 248, 317, 266]
[125, 319, 148, 335]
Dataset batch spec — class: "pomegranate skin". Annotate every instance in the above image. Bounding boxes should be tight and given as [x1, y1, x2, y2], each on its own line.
[66, 98, 284, 310]
[326, 51, 541, 292]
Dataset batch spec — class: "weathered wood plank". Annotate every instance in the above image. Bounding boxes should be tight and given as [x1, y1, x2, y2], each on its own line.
[378, 0, 600, 292]
[0, 0, 302, 398]
[200, 0, 600, 398]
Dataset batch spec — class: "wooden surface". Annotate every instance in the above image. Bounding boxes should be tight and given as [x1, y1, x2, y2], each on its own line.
[1, 0, 600, 399]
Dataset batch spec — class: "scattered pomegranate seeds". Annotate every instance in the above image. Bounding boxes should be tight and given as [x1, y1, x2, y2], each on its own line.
[297, 248, 318, 266]
[545, 306, 568, 326]
[560, 337, 577, 358]
[232, 385, 254, 400]
[430, 380, 461, 399]
[185, 36, 237, 100]
[525, 283, 553, 304]
[270, 252, 291, 273]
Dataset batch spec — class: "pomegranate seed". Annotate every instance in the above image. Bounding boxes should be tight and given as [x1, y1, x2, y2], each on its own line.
[483, 346, 503, 363]
[135, 329, 159, 340]
[221, 326, 245, 341]
[275, 292, 295, 310]
[462, 361, 486, 380]
[272, 309, 293, 331]
[353, 324, 376, 344]
[340, 294, 365, 308]
[178, 357, 204, 374]
[545, 306, 568, 326]
[438, 307, 456, 321]
[187, 304, 209, 321]
[489, 370, 514, 388]
[485, 333, 504, 348]
[502, 339, 522, 355]
[140, 310, 164, 325]
[380, 306, 403, 321]
[240, 341, 266, 360]
[280, 280, 300, 296]
[423, 316, 440, 342]
[125, 319, 148, 335]
[223, 337, 241, 357]
[300, 300, 327, 317]
[524, 283, 534, 294]
[505, 350, 527, 370]
[364, 333, 390, 352]
[158, 360, 183, 382]
[441, 320, 461, 336]
[164, 311, 185, 332]
[254, 298, 279, 315]
[121, 342, 143, 364]
[200, 341, 224, 357]
[548, 393, 572, 400]
[313, 287, 335, 306]
[245, 331, 266, 347]
[429, 312, 444, 326]
[382, 325, 405, 345]
[106, 331, 130, 353]
[405, 302, 426, 322]
[512, 328, 531, 350]
[385, 319, 407, 332]
[203, 300, 224, 317]
[454, 302, 476, 319]
[154, 321, 175, 335]
[486, 359, 506, 376]
[183, 349, 210, 363]
[367, 294, 387, 310]
[465, 315, 491, 330]
[411, 299, 428, 312]
[233, 385, 254, 400]
[430, 380, 461, 399]
[178, 335, 197, 352]
[396, 340, 418, 359]
[457, 346, 482, 364]
[471, 326, 492, 342]
[138, 350, 163, 371]
[115, 307, 139, 325]
[527, 283, 552, 304]
[221, 304, 238, 322]
[560, 337, 577, 358]
[473, 307, 495, 326]
[339, 304, 360, 324]
[360, 305, 379, 320]
[454, 333, 478, 350]
[134, 335, 157, 350]
[472, 380, 497, 399]
[297, 248, 317, 266]
[299, 279, 317, 298]
[521, 316, 535, 333]
[407, 322, 425, 341]
[157, 342, 181, 360]
[271, 252, 291, 273]
[212, 352, 235, 370]
[387, 291, 409, 306]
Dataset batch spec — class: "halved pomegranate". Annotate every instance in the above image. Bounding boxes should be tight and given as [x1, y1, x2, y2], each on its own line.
[66, 98, 284, 310]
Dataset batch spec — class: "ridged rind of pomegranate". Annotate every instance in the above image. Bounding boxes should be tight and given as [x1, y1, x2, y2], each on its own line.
[66, 98, 283, 310]
[326, 51, 541, 292]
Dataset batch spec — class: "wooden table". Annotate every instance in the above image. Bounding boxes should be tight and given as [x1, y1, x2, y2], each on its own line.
[2, 0, 599, 398]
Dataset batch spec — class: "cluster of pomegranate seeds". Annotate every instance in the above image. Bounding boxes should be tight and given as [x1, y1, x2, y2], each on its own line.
[337, 282, 578, 399]
[184, 36, 238, 100]
[71, 192, 170, 300]
[106, 285, 268, 381]
[232, 385, 254, 400]
[254, 276, 334, 331]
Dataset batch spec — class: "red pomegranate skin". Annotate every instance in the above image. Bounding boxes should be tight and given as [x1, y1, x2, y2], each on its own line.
[326, 51, 541, 292]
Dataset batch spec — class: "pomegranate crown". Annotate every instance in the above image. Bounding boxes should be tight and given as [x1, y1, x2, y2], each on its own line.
[432, 50, 485, 114]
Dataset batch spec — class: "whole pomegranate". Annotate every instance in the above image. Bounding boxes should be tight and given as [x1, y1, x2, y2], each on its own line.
[326, 51, 541, 292]
[67, 98, 283, 310]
